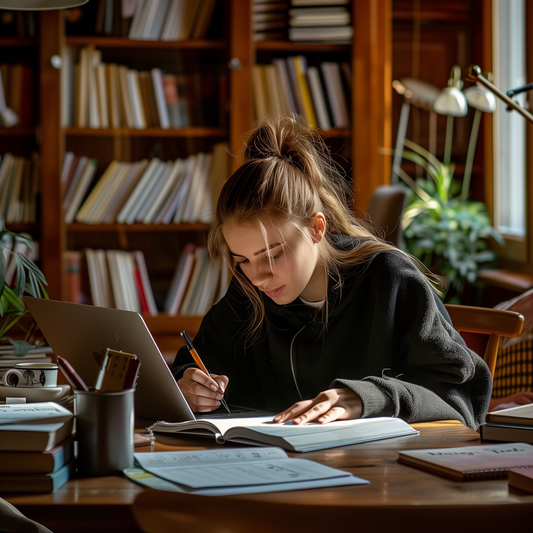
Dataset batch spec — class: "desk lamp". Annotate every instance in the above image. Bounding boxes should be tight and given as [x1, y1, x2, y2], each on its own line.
[0, 0, 87, 9]
[391, 78, 440, 183]
[461, 84, 497, 200]
[433, 65, 468, 167]
[467, 65, 533, 125]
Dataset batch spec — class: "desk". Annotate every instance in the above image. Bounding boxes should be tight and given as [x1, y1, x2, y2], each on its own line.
[4, 421, 533, 533]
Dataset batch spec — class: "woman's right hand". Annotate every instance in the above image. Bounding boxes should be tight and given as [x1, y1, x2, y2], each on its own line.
[177, 367, 229, 412]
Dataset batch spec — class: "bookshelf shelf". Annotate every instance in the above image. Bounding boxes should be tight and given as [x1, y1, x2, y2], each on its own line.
[0, 128, 35, 137]
[0, 38, 36, 47]
[255, 41, 351, 53]
[66, 36, 226, 50]
[67, 223, 210, 233]
[65, 127, 228, 138]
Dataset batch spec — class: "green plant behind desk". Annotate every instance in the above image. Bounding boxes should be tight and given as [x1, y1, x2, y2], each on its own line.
[0, 219, 48, 355]
[398, 140, 503, 303]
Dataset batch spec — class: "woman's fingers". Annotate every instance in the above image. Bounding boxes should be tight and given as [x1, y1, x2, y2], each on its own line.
[178, 368, 229, 412]
[274, 388, 362, 425]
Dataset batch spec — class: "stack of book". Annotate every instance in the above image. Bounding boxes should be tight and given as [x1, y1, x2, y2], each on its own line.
[0, 63, 35, 127]
[0, 402, 75, 493]
[252, 56, 350, 130]
[163, 244, 230, 316]
[480, 403, 533, 444]
[62, 143, 229, 225]
[61, 45, 225, 130]
[0, 153, 39, 223]
[288, 0, 352, 42]
[252, 0, 289, 42]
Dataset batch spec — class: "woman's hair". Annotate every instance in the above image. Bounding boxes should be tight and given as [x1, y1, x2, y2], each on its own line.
[208, 114, 440, 341]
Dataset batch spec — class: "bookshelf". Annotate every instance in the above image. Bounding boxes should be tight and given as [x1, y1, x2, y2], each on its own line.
[2, 1, 392, 353]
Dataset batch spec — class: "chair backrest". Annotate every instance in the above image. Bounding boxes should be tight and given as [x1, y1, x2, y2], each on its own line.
[365, 184, 408, 247]
[444, 304, 524, 377]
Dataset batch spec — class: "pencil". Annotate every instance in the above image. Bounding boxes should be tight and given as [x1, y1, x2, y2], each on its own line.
[180, 331, 231, 415]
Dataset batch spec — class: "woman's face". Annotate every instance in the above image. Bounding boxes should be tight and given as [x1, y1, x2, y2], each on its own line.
[222, 216, 326, 305]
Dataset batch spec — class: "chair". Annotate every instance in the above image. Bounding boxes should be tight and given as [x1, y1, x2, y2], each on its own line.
[444, 304, 524, 378]
[364, 184, 408, 248]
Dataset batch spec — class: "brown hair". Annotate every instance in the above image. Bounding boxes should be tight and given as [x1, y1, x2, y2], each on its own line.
[208, 114, 440, 341]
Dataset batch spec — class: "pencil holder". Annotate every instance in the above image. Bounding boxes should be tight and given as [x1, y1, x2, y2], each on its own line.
[74, 388, 134, 476]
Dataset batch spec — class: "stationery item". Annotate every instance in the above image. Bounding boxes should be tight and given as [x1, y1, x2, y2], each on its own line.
[508, 466, 533, 493]
[95, 348, 139, 392]
[485, 403, 533, 427]
[125, 447, 368, 496]
[0, 401, 74, 425]
[180, 331, 231, 415]
[74, 387, 134, 476]
[480, 422, 533, 444]
[149, 416, 419, 453]
[57, 355, 89, 391]
[4, 362, 58, 388]
[0, 435, 75, 474]
[0, 461, 74, 493]
[397, 442, 533, 481]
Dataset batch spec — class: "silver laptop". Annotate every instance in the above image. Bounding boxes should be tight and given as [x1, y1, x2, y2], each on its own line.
[25, 297, 203, 422]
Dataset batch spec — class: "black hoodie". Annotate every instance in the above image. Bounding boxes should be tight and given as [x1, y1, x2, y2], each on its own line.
[172, 242, 491, 429]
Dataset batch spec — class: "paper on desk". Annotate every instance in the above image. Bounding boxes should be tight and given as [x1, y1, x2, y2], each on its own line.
[130, 447, 368, 495]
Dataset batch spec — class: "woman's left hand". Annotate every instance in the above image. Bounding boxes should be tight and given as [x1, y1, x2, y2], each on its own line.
[273, 388, 362, 425]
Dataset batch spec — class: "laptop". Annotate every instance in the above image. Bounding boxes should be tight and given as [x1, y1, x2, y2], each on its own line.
[25, 297, 261, 423]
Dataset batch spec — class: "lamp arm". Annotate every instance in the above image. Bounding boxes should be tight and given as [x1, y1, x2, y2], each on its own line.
[507, 82, 533, 98]
[467, 65, 533, 125]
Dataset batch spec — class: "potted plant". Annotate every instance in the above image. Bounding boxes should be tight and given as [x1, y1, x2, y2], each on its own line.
[0, 219, 48, 355]
[397, 139, 503, 303]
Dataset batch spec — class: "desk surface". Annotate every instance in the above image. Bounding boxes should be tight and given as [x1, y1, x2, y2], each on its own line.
[4, 421, 533, 533]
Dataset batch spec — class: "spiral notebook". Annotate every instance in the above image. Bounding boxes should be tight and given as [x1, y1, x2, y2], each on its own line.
[397, 442, 533, 481]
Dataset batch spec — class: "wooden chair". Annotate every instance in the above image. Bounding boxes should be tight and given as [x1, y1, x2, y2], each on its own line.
[444, 304, 524, 377]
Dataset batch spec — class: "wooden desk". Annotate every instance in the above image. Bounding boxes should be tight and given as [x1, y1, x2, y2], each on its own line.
[4, 421, 533, 533]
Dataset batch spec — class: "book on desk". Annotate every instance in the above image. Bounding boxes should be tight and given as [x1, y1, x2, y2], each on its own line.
[149, 415, 419, 453]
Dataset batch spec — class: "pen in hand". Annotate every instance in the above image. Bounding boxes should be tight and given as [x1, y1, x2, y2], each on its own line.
[180, 331, 231, 415]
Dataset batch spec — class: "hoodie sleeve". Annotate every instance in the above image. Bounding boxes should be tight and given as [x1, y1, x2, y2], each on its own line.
[332, 251, 492, 430]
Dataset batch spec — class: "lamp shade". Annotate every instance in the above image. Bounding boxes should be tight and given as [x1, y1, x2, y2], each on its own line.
[464, 85, 497, 113]
[400, 78, 440, 109]
[433, 87, 468, 117]
[0, 0, 87, 9]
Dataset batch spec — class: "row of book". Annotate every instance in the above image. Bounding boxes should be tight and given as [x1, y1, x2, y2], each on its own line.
[0, 63, 34, 128]
[66, 0, 219, 41]
[61, 143, 228, 225]
[253, 0, 352, 43]
[252, 57, 350, 130]
[70, 243, 230, 317]
[0, 403, 74, 493]
[0, 153, 39, 224]
[0, 10, 36, 39]
[61, 45, 225, 130]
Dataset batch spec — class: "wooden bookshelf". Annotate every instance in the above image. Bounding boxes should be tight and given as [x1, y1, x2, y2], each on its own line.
[1, 0, 393, 348]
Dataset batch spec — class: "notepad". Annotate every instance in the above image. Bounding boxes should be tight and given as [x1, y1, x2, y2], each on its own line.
[398, 442, 533, 481]
[125, 447, 368, 495]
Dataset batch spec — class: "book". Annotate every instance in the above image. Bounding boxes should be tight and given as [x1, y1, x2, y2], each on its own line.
[486, 403, 533, 428]
[397, 442, 533, 481]
[0, 436, 75, 474]
[480, 422, 533, 444]
[163, 243, 196, 315]
[150, 416, 418, 453]
[0, 460, 74, 493]
[0, 420, 74, 453]
[126, 446, 367, 495]
[64, 158, 98, 224]
[508, 466, 533, 493]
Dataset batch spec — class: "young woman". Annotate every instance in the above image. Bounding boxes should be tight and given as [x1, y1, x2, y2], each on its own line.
[171, 114, 491, 429]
